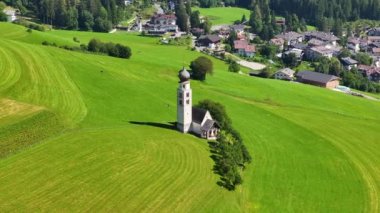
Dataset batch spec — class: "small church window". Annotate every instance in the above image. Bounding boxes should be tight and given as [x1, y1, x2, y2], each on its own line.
[186, 100, 190, 104]
[179, 100, 183, 105]
[186, 93, 189, 97]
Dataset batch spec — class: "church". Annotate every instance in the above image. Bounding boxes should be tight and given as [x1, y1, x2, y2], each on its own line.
[177, 67, 220, 140]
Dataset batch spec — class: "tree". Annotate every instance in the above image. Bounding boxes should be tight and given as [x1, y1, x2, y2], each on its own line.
[315, 57, 330, 74]
[283, 53, 298, 68]
[249, 5, 263, 34]
[228, 61, 240, 72]
[196, 99, 231, 129]
[332, 19, 343, 37]
[0, 11, 7, 22]
[260, 44, 278, 59]
[116, 44, 132, 58]
[88, 39, 102, 52]
[354, 53, 373, 65]
[241, 14, 246, 23]
[175, 0, 189, 32]
[201, 17, 212, 34]
[190, 56, 213, 81]
[329, 57, 342, 76]
[79, 10, 94, 31]
[190, 10, 200, 28]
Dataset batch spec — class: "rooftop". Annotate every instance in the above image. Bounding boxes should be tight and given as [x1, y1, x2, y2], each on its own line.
[296, 71, 339, 84]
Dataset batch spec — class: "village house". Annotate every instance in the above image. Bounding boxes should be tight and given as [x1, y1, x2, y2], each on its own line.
[124, 0, 133, 6]
[305, 45, 342, 60]
[145, 14, 178, 35]
[3, 7, 17, 22]
[304, 31, 339, 46]
[274, 68, 295, 81]
[270, 38, 285, 50]
[372, 48, 380, 57]
[197, 34, 221, 49]
[368, 27, 380, 36]
[275, 31, 304, 46]
[177, 68, 220, 140]
[308, 38, 326, 47]
[368, 36, 380, 44]
[347, 37, 361, 53]
[340, 57, 358, 70]
[230, 24, 245, 35]
[234, 40, 256, 57]
[283, 48, 304, 60]
[296, 71, 340, 89]
[358, 65, 380, 82]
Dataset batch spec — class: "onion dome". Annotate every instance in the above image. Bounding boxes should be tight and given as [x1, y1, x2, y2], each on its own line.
[178, 67, 190, 82]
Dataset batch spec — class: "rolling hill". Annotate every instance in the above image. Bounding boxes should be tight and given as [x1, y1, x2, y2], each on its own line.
[0, 22, 380, 212]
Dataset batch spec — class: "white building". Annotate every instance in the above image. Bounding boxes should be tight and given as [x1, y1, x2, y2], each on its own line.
[274, 68, 295, 81]
[177, 68, 220, 140]
[3, 7, 16, 22]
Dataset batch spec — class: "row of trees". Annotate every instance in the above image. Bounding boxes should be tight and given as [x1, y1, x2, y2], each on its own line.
[88, 38, 132, 59]
[3, 0, 134, 32]
[174, 0, 212, 33]
[197, 100, 251, 190]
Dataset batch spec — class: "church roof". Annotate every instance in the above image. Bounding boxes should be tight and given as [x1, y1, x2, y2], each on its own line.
[201, 119, 219, 131]
[192, 107, 207, 124]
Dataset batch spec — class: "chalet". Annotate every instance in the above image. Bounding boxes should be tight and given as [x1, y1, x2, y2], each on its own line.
[304, 31, 339, 46]
[3, 7, 16, 22]
[340, 57, 358, 70]
[296, 71, 340, 89]
[347, 37, 361, 52]
[275, 31, 304, 46]
[368, 36, 380, 44]
[368, 28, 380, 36]
[372, 48, 380, 56]
[274, 68, 295, 81]
[308, 38, 325, 47]
[305, 45, 342, 60]
[197, 35, 221, 49]
[270, 38, 285, 50]
[283, 48, 303, 60]
[145, 14, 178, 34]
[358, 65, 380, 82]
[234, 40, 256, 57]
[230, 24, 245, 34]
[191, 28, 204, 37]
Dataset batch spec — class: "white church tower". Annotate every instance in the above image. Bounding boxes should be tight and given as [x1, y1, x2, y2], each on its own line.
[177, 67, 192, 133]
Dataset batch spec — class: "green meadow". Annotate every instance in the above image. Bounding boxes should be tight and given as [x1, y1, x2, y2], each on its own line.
[192, 7, 251, 25]
[0, 22, 380, 212]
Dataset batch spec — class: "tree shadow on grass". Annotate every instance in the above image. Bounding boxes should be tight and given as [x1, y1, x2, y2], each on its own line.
[129, 121, 177, 131]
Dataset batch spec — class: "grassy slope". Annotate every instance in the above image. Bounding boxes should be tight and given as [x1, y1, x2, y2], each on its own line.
[0, 22, 380, 212]
[192, 7, 251, 25]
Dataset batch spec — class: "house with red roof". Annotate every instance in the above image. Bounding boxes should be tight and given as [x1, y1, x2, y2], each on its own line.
[234, 40, 256, 58]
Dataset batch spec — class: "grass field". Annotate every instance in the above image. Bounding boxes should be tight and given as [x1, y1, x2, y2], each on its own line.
[1, 22, 380, 212]
[192, 7, 251, 25]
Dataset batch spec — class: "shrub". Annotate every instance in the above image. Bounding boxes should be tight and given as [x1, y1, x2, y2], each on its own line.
[0, 11, 7, 22]
[190, 56, 213, 81]
[228, 61, 240, 73]
[73, 37, 80, 43]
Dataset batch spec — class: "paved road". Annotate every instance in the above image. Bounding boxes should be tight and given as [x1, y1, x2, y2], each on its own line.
[237, 60, 266, 71]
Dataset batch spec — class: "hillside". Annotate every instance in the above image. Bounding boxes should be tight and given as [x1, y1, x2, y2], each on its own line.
[1, 22, 380, 212]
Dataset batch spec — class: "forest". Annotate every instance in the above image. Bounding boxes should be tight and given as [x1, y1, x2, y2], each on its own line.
[1, 0, 379, 32]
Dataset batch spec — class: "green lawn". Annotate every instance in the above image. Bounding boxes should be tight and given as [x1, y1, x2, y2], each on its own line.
[192, 7, 251, 25]
[1, 22, 380, 212]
